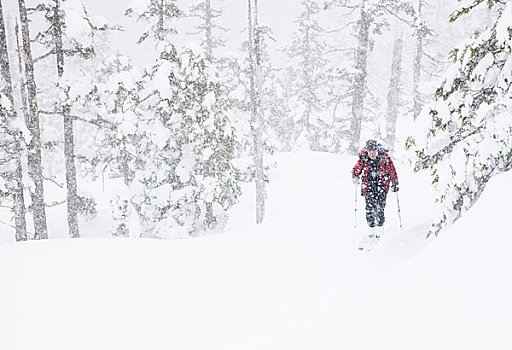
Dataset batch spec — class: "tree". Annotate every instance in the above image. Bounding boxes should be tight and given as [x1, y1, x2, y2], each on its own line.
[17, 0, 48, 239]
[80, 50, 143, 237]
[189, 0, 227, 60]
[385, 33, 403, 153]
[412, 0, 427, 120]
[247, 0, 266, 224]
[116, 0, 241, 237]
[325, 0, 415, 154]
[0, 0, 27, 241]
[53, 0, 79, 238]
[126, 0, 181, 43]
[407, 0, 512, 236]
[30, 0, 104, 238]
[285, 0, 332, 151]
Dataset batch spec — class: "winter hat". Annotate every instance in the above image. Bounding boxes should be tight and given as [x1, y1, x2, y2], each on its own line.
[366, 139, 377, 151]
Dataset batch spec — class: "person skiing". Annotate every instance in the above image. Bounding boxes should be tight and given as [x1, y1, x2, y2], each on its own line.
[352, 139, 399, 238]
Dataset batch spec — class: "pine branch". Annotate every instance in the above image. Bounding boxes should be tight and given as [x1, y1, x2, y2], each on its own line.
[449, 0, 485, 22]
[415, 126, 484, 171]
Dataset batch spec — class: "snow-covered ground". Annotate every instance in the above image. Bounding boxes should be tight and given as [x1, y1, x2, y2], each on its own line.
[0, 152, 510, 350]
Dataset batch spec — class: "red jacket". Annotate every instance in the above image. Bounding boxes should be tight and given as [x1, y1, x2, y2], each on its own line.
[352, 147, 398, 196]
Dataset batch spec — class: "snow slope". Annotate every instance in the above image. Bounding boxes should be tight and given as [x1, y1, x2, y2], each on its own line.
[0, 152, 510, 350]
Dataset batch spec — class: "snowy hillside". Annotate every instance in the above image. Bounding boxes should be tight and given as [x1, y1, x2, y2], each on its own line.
[1, 152, 510, 350]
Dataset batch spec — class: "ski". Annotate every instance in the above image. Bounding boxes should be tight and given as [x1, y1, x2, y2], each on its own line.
[357, 232, 383, 252]
[358, 234, 379, 252]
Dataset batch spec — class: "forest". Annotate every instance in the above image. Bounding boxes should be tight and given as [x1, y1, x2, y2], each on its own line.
[1, 0, 511, 240]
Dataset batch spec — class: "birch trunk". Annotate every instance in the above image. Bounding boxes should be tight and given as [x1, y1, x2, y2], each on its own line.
[18, 0, 48, 239]
[349, 0, 370, 155]
[0, 0, 27, 241]
[386, 34, 403, 153]
[54, 0, 79, 238]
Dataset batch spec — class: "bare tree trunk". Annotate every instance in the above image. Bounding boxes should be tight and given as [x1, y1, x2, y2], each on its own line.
[0, 0, 13, 99]
[0, 0, 27, 241]
[158, 0, 165, 40]
[386, 34, 403, 153]
[18, 0, 48, 239]
[15, 20, 29, 124]
[248, 0, 265, 224]
[413, 0, 424, 120]
[253, 0, 265, 224]
[303, 2, 314, 149]
[204, 0, 213, 58]
[63, 103, 79, 238]
[349, 0, 370, 155]
[54, 0, 79, 238]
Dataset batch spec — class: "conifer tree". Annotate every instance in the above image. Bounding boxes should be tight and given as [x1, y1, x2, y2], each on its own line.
[407, 0, 512, 236]
[285, 0, 331, 151]
[120, 0, 240, 237]
[189, 0, 227, 60]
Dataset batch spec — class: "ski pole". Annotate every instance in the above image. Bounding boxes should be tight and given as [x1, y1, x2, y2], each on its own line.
[396, 192, 402, 228]
[354, 183, 358, 228]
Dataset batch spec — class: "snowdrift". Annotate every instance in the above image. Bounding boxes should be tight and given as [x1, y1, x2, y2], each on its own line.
[0, 152, 510, 350]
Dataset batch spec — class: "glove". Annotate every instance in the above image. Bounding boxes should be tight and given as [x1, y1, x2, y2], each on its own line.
[352, 175, 360, 184]
[391, 180, 399, 192]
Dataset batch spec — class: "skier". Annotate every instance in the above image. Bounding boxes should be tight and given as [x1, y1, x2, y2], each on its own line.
[352, 139, 399, 241]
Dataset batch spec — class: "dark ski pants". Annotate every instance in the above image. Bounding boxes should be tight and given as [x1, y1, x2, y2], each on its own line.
[365, 187, 387, 228]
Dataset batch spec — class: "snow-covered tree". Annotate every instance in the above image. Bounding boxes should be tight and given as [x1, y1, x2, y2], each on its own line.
[325, 0, 415, 154]
[32, 0, 95, 238]
[411, 0, 454, 122]
[26, 0, 113, 238]
[138, 47, 241, 237]
[220, 23, 287, 158]
[78, 49, 143, 237]
[125, 0, 181, 43]
[188, 0, 227, 60]
[17, 0, 49, 239]
[385, 33, 403, 153]
[285, 0, 332, 151]
[0, 0, 27, 241]
[264, 68, 293, 152]
[116, 1, 241, 238]
[87, 52, 141, 186]
[246, 0, 267, 224]
[412, 0, 428, 120]
[407, 0, 512, 236]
